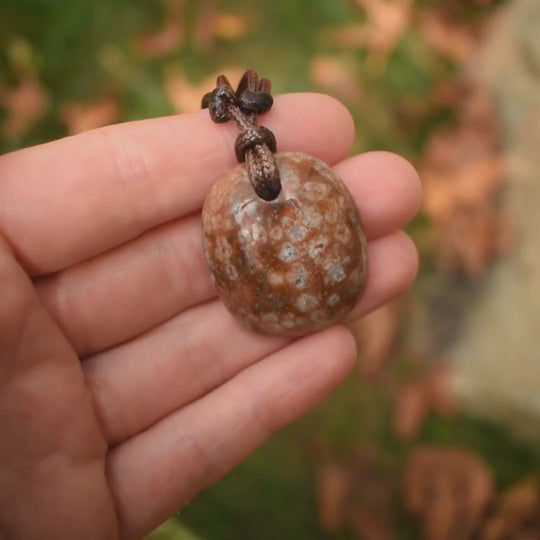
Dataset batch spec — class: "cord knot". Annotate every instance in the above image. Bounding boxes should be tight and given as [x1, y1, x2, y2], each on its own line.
[235, 126, 277, 163]
[202, 70, 281, 201]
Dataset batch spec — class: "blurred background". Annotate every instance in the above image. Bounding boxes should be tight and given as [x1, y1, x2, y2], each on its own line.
[2, 0, 540, 538]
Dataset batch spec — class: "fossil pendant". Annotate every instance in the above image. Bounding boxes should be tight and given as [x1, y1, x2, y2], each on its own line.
[201, 71, 368, 335]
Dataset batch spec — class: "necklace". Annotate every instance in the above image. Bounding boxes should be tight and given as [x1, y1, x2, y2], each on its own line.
[201, 70, 368, 336]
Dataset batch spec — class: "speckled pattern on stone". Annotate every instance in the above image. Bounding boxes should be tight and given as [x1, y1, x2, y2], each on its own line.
[202, 152, 368, 335]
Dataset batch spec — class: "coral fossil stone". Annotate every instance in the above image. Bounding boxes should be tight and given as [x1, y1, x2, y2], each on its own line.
[202, 152, 368, 335]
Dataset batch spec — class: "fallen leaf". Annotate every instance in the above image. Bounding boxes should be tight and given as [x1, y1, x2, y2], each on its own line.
[394, 379, 429, 441]
[349, 507, 395, 540]
[330, 0, 412, 68]
[325, 22, 370, 50]
[405, 446, 494, 540]
[135, 0, 185, 58]
[438, 0, 497, 12]
[214, 13, 251, 42]
[350, 301, 401, 379]
[192, 0, 218, 50]
[356, 0, 412, 50]
[314, 447, 390, 537]
[164, 66, 245, 113]
[192, 2, 251, 49]
[0, 74, 48, 139]
[430, 80, 468, 109]
[419, 9, 477, 61]
[395, 365, 456, 440]
[60, 98, 121, 134]
[421, 78, 509, 277]
[425, 364, 456, 416]
[481, 477, 540, 539]
[310, 56, 362, 103]
[316, 462, 351, 533]
[347, 456, 395, 538]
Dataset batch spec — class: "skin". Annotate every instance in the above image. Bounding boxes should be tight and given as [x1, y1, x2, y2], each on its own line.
[0, 93, 421, 539]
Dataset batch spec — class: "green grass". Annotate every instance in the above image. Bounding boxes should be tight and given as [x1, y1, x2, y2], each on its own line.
[175, 373, 540, 539]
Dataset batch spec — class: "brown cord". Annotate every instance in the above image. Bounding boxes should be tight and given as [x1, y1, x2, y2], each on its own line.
[202, 70, 281, 201]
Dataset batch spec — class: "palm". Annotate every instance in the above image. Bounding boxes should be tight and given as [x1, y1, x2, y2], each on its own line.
[0, 94, 420, 539]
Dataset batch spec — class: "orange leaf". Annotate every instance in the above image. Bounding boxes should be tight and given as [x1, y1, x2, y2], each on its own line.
[395, 365, 456, 440]
[421, 79, 509, 277]
[405, 446, 494, 539]
[316, 462, 351, 533]
[394, 379, 429, 440]
[164, 66, 245, 114]
[482, 477, 540, 539]
[351, 0, 412, 59]
[192, 2, 251, 50]
[310, 56, 362, 103]
[60, 98, 121, 134]
[135, 0, 185, 58]
[351, 301, 401, 379]
[350, 507, 395, 540]
[419, 9, 477, 61]
[0, 74, 48, 139]
[425, 364, 456, 416]
[214, 13, 251, 42]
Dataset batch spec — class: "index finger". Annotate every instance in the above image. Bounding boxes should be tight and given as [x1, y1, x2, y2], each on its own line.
[0, 94, 354, 275]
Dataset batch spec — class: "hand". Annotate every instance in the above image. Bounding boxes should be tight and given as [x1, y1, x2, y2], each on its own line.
[0, 94, 421, 539]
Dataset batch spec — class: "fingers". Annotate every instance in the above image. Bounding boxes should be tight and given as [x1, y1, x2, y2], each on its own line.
[36, 214, 212, 356]
[0, 236, 118, 538]
[84, 300, 288, 445]
[83, 230, 417, 447]
[0, 93, 354, 275]
[347, 230, 419, 321]
[106, 325, 357, 538]
[334, 151, 422, 240]
[35, 151, 421, 355]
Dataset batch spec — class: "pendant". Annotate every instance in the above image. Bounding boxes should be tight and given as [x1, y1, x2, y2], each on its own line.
[201, 70, 368, 336]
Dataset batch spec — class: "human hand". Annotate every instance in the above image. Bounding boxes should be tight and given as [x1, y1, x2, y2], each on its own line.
[0, 94, 421, 539]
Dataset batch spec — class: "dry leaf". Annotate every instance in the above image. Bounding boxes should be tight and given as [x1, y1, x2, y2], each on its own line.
[316, 462, 351, 533]
[314, 448, 391, 537]
[310, 56, 362, 103]
[350, 507, 395, 540]
[430, 80, 467, 108]
[60, 98, 121, 134]
[328, 0, 411, 68]
[421, 79, 509, 277]
[482, 477, 540, 539]
[394, 379, 429, 440]
[192, 2, 251, 49]
[425, 364, 456, 416]
[135, 0, 185, 58]
[405, 446, 494, 540]
[192, 0, 218, 50]
[419, 9, 477, 61]
[214, 13, 251, 41]
[0, 74, 48, 139]
[164, 66, 245, 113]
[351, 301, 401, 379]
[355, 0, 412, 52]
[438, 0, 496, 12]
[325, 23, 370, 50]
[395, 365, 456, 440]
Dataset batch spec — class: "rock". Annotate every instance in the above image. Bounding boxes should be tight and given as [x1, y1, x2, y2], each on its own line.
[450, 0, 540, 440]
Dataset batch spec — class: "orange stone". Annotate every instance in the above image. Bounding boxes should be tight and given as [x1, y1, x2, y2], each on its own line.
[202, 152, 368, 335]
